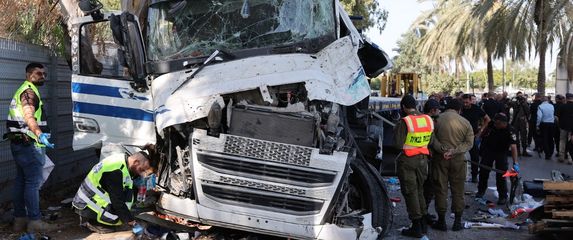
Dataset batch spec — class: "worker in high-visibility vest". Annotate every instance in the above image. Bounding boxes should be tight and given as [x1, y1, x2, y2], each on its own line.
[72, 149, 154, 234]
[5, 62, 57, 234]
[393, 95, 434, 238]
[430, 99, 474, 232]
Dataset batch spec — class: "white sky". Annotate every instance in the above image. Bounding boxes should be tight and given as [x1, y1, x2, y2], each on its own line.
[364, 0, 558, 73]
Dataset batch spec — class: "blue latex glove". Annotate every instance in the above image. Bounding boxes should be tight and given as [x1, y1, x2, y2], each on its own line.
[132, 223, 144, 235]
[38, 133, 55, 148]
[513, 163, 520, 173]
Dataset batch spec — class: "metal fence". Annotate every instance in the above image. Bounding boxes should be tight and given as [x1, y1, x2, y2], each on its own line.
[0, 38, 98, 203]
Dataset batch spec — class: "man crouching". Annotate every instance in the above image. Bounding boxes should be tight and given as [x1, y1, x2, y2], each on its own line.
[72, 146, 155, 234]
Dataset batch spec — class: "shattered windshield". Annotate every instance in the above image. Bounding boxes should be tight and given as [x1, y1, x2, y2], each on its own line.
[146, 0, 336, 62]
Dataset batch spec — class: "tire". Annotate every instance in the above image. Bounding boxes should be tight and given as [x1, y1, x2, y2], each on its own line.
[349, 156, 393, 238]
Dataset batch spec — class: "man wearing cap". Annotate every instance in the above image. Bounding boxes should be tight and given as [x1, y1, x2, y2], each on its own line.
[394, 95, 435, 237]
[430, 99, 474, 231]
[476, 113, 519, 205]
[557, 94, 573, 164]
[461, 94, 490, 183]
[72, 148, 154, 234]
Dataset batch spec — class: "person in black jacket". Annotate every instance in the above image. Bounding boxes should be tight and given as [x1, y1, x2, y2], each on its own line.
[557, 94, 573, 164]
[528, 94, 542, 150]
[476, 113, 519, 205]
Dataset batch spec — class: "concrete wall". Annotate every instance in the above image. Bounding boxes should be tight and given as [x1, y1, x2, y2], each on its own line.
[556, 56, 572, 95]
[0, 38, 98, 203]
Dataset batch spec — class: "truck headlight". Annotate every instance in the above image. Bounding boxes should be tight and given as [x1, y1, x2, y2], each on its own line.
[73, 117, 100, 133]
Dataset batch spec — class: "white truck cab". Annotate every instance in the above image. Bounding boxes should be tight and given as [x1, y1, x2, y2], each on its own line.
[70, 0, 392, 239]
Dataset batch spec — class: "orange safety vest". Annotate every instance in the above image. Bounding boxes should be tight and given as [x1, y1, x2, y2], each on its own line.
[402, 114, 434, 157]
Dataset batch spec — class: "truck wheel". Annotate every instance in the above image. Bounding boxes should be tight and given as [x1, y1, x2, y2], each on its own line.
[349, 156, 392, 238]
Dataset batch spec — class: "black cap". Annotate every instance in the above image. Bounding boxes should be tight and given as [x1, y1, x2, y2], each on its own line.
[493, 113, 509, 122]
[400, 95, 417, 109]
[423, 99, 440, 113]
[566, 93, 573, 99]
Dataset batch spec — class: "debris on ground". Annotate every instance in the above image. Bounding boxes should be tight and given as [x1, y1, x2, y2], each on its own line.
[529, 180, 573, 234]
[384, 177, 400, 191]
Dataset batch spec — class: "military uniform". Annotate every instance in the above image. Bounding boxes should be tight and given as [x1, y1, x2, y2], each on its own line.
[394, 111, 434, 221]
[430, 109, 474, 229]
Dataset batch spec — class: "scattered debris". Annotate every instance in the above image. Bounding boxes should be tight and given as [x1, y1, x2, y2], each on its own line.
[488, 208, 508, 218]
[529, 180, 573, 234]
[384, 177, 400, 191]
[390, 197, 401, 203]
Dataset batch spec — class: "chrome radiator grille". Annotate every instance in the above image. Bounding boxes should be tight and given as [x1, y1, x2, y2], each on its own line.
[223, 135, 312, 166]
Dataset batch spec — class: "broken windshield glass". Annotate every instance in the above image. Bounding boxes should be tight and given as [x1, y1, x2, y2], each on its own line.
[146, 0, 336, 62]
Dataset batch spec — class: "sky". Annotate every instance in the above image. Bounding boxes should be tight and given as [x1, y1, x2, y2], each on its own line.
[364, 0, 558, 73]
[365, 0, 433, 59]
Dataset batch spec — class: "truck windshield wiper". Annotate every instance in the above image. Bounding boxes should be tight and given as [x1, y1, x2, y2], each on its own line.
[173, 49, 235, 93]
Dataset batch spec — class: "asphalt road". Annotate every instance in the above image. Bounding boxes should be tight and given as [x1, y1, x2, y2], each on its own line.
[385, 147, 573, 240]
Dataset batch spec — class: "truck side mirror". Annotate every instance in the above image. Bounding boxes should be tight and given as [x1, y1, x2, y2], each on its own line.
[109, 12, 148, 92]
[358, 39, 392, 78]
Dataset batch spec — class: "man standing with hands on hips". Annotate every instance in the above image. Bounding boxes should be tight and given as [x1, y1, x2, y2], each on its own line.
[5, 63, 56, 234]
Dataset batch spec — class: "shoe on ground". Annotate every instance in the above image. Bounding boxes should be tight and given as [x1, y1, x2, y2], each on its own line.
[452, 221, 463, 231]
[27, 220, 58, 233]
[431, 220, 447, 231]
[497, 198, 507, 205]
[13, 217, 27, 232]
[421, 217, 428, 234]
[401, 219, 423, 238]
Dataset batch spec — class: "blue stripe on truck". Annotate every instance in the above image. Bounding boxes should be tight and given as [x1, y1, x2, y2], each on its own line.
[72, 82, 149, 101]
[73, 102, 154, 122]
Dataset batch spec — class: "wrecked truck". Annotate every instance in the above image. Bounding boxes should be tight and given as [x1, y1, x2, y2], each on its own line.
[69, 0, 392, 239]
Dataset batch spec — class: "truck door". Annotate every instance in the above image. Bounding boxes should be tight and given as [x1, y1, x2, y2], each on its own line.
[71, 13, 155, 150]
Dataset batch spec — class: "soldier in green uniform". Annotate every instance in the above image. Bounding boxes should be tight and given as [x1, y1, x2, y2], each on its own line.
[394, 95, 435, 237]
[430, 99, 474, 231]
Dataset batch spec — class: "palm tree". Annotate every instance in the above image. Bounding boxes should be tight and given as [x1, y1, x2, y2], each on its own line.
[413, 0, 500, 91]
[476, 0, 572, 95]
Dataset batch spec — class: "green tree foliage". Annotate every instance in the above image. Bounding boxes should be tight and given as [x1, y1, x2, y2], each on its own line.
[392, 32, 428, 74]
[0, 0, 65, 54]
[340, 0, 388, 33]
[424, 73, 464, 95]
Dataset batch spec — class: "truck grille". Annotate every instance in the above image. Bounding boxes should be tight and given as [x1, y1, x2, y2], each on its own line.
[202, 184, 323, 214]
[197, 153, 336, 186]
[223, 135, 312, 166]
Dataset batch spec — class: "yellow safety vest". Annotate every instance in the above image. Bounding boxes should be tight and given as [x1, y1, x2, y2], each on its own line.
[6, 81, 49, 146]
[72, 154, 134, 226]
[402, 114, 434, 157]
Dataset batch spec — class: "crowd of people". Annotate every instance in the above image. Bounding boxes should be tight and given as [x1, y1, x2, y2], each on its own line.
[428, 90, 573, 163]
[393, 90, 573, 238]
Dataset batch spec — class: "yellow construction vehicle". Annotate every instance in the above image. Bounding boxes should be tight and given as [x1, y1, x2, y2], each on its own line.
[379, 72, 422, 98]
